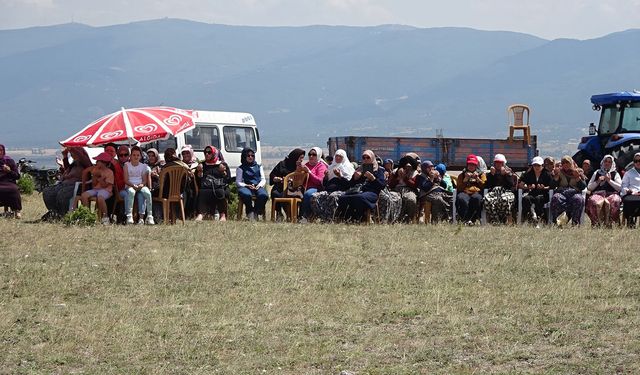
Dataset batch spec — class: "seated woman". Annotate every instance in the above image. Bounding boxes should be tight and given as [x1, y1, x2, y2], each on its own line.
[586, 155, 621, 226]
[550, 155, 587, 225]
[180, 145, 199, 217]
[269, 148, 305, 219]
[389, 155, 419, 223]
[621, 152, 640, 227]
[196, 146, 230, 222]
[456, 154, 486, 225]
[75, 152, 115, 225]
[145, 148, 164, 198]
[518, 156, 552, 224]
[336, 150, 386, 223]
[300, 147, 328, 221]
[435, 163, 454, 194]
[310, 149, 354, 222]
[236, 148, 268, 221]
[416, 161, 450, 223]
[0, 144, 22, 219]
[42, 146, 92, 220]
[123, 146, 154, 225]
[483, 154, 515, 224]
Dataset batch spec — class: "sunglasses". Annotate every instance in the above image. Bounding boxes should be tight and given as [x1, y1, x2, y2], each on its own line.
[204, 150, 213, 155]
[362, 155, 371, 160]
[246, 154, 255, 158]
[118, 153, 129, 157]
[634, 160, 640, 163]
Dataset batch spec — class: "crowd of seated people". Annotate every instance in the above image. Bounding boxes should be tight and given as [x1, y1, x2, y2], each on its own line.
[4, 142, 640, 228]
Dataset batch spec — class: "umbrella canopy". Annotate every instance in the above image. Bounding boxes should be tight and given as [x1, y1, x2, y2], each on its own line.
[60, 106, 195, 147]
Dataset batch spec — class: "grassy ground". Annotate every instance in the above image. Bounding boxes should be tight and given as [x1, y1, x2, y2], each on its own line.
[1, 195, 640, 374]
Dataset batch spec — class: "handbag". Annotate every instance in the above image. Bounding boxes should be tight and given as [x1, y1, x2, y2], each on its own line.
[202, 175, 226, 190]
[344, 183, 365, 195]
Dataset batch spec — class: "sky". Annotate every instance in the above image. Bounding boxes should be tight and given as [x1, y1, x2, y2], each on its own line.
[1, 0, 639, 40]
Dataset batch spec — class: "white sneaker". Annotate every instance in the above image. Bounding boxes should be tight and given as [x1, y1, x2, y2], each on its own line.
[145, 216, 155, 225]
[248, 212, 256, 222]
[195, 214, 204, 222]
[101, 216, 110, 225]
[126, 215, 134, 225]
[137, 218, 145, 225]
[299, 217, 308, 224]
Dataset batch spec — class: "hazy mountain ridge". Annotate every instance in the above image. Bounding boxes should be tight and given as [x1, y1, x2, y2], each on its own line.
[0, 19, 638, 153]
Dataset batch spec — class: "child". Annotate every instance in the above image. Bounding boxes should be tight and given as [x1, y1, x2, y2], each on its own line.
[123, 146, 154, 225]
[77, 152, 115, 225]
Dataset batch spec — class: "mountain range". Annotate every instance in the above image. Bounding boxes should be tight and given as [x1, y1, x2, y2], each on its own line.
[1, 19, 639, 156]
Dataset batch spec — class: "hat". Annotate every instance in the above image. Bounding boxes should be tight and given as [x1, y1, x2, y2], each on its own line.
[531, 156, 544, 165]
[93, 152, 113, 163]
[435, 163, 446, 175]
[421, 160, 434, 170]
[466, 154, 479, 166]
[493, 154, 507, 163]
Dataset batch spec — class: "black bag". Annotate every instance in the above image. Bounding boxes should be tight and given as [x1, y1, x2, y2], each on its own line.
[344, 183, 364, 195]
[202, 175, 226, 190]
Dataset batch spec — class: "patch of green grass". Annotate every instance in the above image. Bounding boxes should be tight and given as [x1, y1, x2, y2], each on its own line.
[1, 196, 639, 373]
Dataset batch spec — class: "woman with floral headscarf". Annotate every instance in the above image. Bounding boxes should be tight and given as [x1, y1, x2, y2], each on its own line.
[585, 155, 621, 226]
[310, 149, 354, 222]
[456, 154, 486, 225]
[237, 148, 268, 221]
[0, 144, 22, 218]
[299, 146, 328, 221]
[621, 152, 640, 227]
[195, 145, 230, 222]
[483, 154, 515, 224]
[550, 155, 587, 225]
[335, 150, 385, 222]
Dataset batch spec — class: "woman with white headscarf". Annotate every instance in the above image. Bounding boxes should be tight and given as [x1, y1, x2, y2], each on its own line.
[310, 149, 354, 222]
[586, 155, 621, 226]
[620, 152, 640, 227]
[335, 149, 386, 222]
[483, 153, 515, 224]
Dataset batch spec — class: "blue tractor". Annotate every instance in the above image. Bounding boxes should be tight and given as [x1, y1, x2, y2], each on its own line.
[574, 91, 640, 171]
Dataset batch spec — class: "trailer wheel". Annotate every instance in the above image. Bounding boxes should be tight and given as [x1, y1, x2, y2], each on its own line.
[611, 143, 640, 171]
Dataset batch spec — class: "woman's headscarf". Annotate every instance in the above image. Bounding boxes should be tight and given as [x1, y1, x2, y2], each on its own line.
[241, 148, 257, 167]
[476, 156, 487, 173]
[599, 155, 616, 173]
[361, 149, 379, 171]
[284, 148, 305, 171]
[164, 148, 178, 163]
[147, 148, 159, 159]
[328, 149, 355, 180]
[204, 145, 220, 165]
[0, 144, 10, 161]
[180, 145, 195, 161]
[435, 163, 447, 176]
[309, 146, 328, 166]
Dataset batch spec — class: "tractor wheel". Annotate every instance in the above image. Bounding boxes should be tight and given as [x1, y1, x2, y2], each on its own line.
[611, 143, 640, 171]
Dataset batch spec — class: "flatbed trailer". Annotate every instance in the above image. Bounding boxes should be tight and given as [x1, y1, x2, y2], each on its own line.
[328, 135, 538, 172]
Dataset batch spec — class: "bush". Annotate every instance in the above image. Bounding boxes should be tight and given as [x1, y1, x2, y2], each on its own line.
[17, 174, 35, 195]
[63, 205, 97, 227]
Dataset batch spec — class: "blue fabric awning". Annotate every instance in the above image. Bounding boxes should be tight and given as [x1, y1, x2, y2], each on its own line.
[591, 92, 640, 105]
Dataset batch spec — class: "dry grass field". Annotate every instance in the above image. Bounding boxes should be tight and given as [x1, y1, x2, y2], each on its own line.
[1, 195, 640, 374]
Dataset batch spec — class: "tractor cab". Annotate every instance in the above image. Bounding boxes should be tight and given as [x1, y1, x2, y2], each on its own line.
[574, 91, 640, 171]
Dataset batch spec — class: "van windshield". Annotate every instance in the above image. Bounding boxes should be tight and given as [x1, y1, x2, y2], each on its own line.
[224, 126, 257, 152]
[183, 126, 220, 151]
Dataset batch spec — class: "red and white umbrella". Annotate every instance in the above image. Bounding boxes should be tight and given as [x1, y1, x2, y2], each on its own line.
[60, 106, 195, 147]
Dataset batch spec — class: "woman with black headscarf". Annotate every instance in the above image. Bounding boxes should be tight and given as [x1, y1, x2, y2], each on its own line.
[269, 148, 305, 218]
[236, 148, 268, 221]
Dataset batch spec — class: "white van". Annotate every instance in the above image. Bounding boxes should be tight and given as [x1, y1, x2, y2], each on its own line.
[145, 110, 261, 177]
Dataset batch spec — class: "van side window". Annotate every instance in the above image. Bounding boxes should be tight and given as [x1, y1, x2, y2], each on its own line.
[223, 127, 257, 152]
[183, 126, 220, 151]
